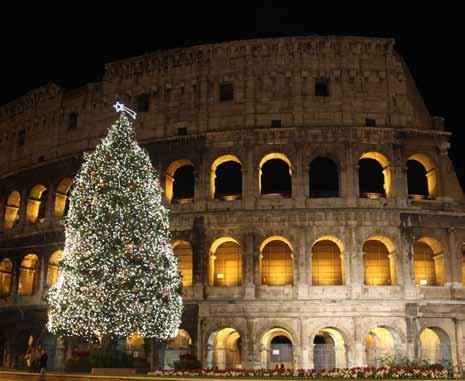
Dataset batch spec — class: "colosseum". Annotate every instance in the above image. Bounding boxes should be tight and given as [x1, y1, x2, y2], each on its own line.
[0, 35, 464, 372]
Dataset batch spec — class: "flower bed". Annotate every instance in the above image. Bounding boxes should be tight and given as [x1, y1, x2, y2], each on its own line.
[148, 366, 450, 379]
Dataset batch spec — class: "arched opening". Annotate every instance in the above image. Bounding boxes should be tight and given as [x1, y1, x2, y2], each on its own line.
[408, 154, 437, 199]
[126, 332, 145, 359]
[0, 259, 13, 297]
[209, 238, 242, 287]
[166, 160, 195, 204]
[365, 327, 401, 367]
[260, 238, 293, 286]
[407, 160, 428, 199]
[18, 254, 39, 296]
[309, 157, 339, 198]
[207, 328, 241, 369]
[172, 241, 193, 288]
[26, 184, 48, 223]
[419, 327, 451, 366]
[313, 328, 347, 370]
[47, 250, 63, 287]
[414, 238, 444, 286]
[55, 178, 73, 218]
[165, 329, 193, 369]
[312, 239, 343, 285]
[259, 154, 292, 198]
[211, 156, 242, 201]
[4, 191, 20, 230]
[261, 328, 293, 369]
[363, 239, 396, 286]
[359, 152, 390, 198]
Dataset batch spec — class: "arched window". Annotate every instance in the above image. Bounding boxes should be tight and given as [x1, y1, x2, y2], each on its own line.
[364, 240, 394, 285]
[172, 241, 193, 287]
[209, 239, 242, 286]
[26, 185, 47, 223]
[309, 157, 339, 197]
[47, 250, 63, 287]
[260, 239, 293, 286]
[414, 239, 444, 286]
[4, 191, 21, 230]
[359, 152, 391, 198]
[211, 156, 242, 201]
[207, 328, 241, 369]
[126, 332, 145, 359]
[419, 327, 451, 365]
[408, 154, 437, 199]
[166, 329, 193, 369]
[259, 154, 292, 197]
[166, 160, 195, 204]
[365, 327, 400, 367]
[260, 328, 294, 369]
[18, 254, 39, 296]
[312, 240, 343, 285]
[0, 259, 13, 297]
[55, 178, 73, 218]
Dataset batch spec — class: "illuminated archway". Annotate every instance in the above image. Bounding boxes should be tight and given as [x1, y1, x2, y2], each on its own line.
[172, 240, 193, 287]
[126, 332, 145, 359]
[313, 327, 347, 369]
[414, 238, 444, 286]
[311, 237, 344, 285]
[166, 160, 194, 204]
[165, 329, 193, 369]
[210, 155, 242, 200]
[260, 237, 293, 286]
[260, 328, 294, 369]
[365, 326, 401, 367]
[419, 327, 451, 365]
[359, 152, 391, 198]
[259, 153, 292, 197]
[309, 157, 339, 198]
[18, 254, 39, 296]
[0, 258, 13, 297]
[408, 154, 437, 199]
[207, 328, 241, 369]
[209, 238, 242, 286]
[363, 237, 396, 286]
[26, 184, 47, 223]
[47, 250, 63, 287]
[4, 191, 20, 230]
[55, 178, 73, 218]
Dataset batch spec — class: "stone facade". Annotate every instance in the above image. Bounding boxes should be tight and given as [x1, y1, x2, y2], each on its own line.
[0, 36, 464, 372]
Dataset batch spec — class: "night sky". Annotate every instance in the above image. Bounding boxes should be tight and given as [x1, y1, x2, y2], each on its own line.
[1, 1, 464, 188]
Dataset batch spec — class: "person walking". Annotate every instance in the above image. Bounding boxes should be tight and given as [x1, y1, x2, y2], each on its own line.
[39, 349, 48, 376]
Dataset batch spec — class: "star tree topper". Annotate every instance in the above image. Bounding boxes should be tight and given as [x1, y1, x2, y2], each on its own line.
[113, 101, 137, 119]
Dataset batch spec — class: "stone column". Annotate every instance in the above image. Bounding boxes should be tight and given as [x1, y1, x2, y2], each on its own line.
[437, 143, 450, 201]
[45, 183, 55, 225]
[37, 254, 47, 300]
[345, 143, 357, 205]
[296, 228, 307, 298]
[10, 258, 20, 302]
[54, 336, 65, 371]
[244, 147, 256, 209]
[293, 144, 305, 208]
[352, 317, 366, 367]
[448, 228, 462, 287]
[18, 188, 28, 227]
[349, 249, 363, 298]
[243, 233, 255, 299]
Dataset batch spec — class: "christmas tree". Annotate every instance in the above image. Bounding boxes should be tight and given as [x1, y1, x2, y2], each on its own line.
[47, 103, 183, 341]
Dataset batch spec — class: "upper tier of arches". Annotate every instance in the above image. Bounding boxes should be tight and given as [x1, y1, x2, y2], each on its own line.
[0, 150, 445, 231]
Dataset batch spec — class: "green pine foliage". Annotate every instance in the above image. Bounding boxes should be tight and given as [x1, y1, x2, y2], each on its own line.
[47, 113, 183, 340]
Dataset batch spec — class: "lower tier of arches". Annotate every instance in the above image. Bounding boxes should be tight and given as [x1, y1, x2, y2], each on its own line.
[0, 303, 464, 372]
